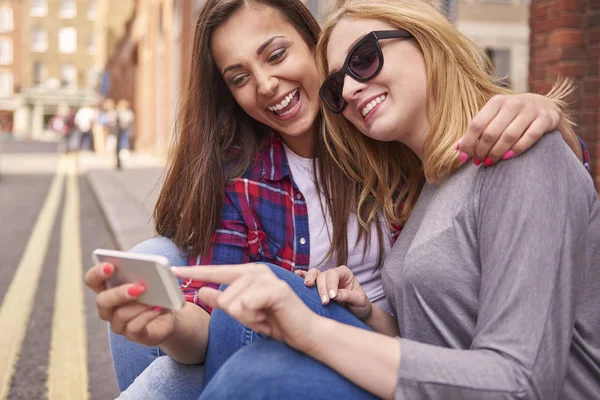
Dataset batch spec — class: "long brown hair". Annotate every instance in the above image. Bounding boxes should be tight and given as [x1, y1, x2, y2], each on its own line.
[317, 0, 575, 230]
[155, 0, 383, 266]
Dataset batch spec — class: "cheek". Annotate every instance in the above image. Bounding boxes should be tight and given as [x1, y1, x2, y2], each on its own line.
[233, 90, 260, 117]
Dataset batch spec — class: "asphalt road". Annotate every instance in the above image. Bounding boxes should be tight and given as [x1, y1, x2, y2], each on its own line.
[0, 140, 120, 399]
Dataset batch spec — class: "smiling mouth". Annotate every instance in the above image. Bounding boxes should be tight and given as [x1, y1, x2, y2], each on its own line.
[268, 89, 300, 117]
[362, 94, 387, 119]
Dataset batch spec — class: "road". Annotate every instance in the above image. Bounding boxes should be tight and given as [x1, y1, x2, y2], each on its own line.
[0, 140, 120, 399]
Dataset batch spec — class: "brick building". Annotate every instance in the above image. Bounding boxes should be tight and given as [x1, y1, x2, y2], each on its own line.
[12, 0, 133, 139]
[0, 0, 22, 130]
[529, 0, 600, 191]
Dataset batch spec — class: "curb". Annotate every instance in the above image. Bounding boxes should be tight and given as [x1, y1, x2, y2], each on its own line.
[86, 170, 157, 251]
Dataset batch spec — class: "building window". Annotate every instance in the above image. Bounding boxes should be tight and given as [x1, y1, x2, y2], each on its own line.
[486, 48, 512, 87]
[0, 6, 13, 32]
[59, 27, 77, 54]
[32, 27, 48, 52]
[87, 0, 97, 19]
[30, 0, 48, 17]
[33, 62, 46, 86]
[0, 38, 12, 65]
[59, 0, 77, 18]
[88, 33, 97, 54]
[0, 72, 12, 97]
[61, 63, 77, 89]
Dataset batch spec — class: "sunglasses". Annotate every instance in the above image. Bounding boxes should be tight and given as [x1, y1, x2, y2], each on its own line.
[319, 30, 413, 114]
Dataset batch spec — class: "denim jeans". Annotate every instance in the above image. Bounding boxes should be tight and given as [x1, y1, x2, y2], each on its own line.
[109, 237, 188, 391]
[200, 339, 378, 400]
[114, 237, 375, 399]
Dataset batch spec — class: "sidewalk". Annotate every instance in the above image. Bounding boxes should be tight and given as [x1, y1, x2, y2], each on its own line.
[82, 151, 166, 251]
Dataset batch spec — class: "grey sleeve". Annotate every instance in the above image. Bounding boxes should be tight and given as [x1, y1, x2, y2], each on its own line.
[395, 133, 592, 399]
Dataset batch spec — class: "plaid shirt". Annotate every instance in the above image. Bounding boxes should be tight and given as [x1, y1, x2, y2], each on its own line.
[183, 134, 319, 312]
[182, 134, 591, 313]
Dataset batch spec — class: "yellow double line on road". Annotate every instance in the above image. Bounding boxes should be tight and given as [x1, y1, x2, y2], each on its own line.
[0, 154, 89, 399]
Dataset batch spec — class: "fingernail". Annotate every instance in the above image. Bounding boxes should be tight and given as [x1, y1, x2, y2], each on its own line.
[484, 157, 494, 167]
[459, 152, 469, 164]
[128, 284, 146, 297]
[454, 139, 462, 150]
[152, 306, 163, 312]
[329, 290, 336, 299]
[103, 264, 113, 275]
[502, 150, 515, 161]
[473, 157, 482, 166]
[321, 295, 328, 304]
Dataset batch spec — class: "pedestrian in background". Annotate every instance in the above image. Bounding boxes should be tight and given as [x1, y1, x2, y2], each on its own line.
[99, 99, 118, 155]
[116, 100, 134, 160]
[75, 104, 97, 152]
[51, 104, 76, 153]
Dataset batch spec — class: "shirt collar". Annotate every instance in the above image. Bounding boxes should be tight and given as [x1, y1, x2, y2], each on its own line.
[257, 132, 292, 182]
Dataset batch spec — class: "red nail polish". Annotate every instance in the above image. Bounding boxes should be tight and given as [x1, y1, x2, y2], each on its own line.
[459, 152, 469, 164]
[484, 157, 494, 167]
[152, 306, 163, 312]
[103, 264, 113, 275]
[128, 285, 146, 297]
[473, 158, 482, 166]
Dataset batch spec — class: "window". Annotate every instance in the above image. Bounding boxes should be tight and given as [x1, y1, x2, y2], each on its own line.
[30, 0, 48, 17]
[87, 33, 97, 54]
[87, 0, 97, 19]
[59, 0, 77, 18]
[486, 48, 512, 87]
[61, 63, 77, 89]
[0, 38, 12, 65]
[59, 27, 77, 54]
[33, 62, 46, 86]
[32, 27, 48, 52]
[0, 6, 13, 32]
[0, 72, 13, 97]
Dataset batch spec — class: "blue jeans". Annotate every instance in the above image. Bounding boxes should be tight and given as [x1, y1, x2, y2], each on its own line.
[109, 237, 188, 391]
[114, 238, 374, 398]
[200, 339, 378, 400]
[203, 265, 373, 385]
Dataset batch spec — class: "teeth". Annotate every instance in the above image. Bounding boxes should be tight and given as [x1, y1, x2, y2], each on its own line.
[268, 89, 298, 112]
[362, 95, 386, 117]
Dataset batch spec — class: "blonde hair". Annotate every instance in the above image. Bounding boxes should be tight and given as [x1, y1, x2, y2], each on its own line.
[317, 0, 574, 228]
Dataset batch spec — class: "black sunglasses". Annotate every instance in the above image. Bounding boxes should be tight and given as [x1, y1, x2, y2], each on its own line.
[319, 30, 413, 113]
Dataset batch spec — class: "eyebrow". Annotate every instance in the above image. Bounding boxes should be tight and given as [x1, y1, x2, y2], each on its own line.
[222, 36, 285, 75]
[223, 63, 243, 75]
[257, 35, 284, 56]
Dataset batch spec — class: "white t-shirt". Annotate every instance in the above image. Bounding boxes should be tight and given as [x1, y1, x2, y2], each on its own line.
[284, 145, 392, 313]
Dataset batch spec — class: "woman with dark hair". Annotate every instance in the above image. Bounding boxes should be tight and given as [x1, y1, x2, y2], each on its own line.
[84, 0, 587, 397]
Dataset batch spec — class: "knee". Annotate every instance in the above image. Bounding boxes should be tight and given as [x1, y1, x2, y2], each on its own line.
[201, 340, 300, 398]
[128, 237, 188, 266]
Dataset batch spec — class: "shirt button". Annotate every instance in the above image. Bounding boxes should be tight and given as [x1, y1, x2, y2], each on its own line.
[299, 237, 307, 245]
[296, 193, 302, 200]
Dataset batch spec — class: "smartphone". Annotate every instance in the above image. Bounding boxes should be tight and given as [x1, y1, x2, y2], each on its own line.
[92, 249, 185, 310]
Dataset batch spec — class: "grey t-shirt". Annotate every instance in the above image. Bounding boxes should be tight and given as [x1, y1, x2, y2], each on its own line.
[382, 132, 600, 399]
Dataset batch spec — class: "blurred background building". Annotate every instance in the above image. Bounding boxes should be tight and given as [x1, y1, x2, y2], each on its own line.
[2, 0, 134, 139]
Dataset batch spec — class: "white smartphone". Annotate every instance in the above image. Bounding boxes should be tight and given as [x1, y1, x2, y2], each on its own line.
[92, 249, 185, 310]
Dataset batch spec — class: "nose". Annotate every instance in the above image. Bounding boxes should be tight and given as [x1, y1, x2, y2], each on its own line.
[341, 75, 367, 104]
[256, 73, 279, 97]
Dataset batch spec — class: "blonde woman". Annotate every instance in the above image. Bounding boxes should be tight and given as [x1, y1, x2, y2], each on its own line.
[172, 0, 600, 399]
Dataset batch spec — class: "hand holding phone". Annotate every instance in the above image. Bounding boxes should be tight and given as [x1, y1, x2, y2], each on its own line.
[92, 249, 185, 310]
